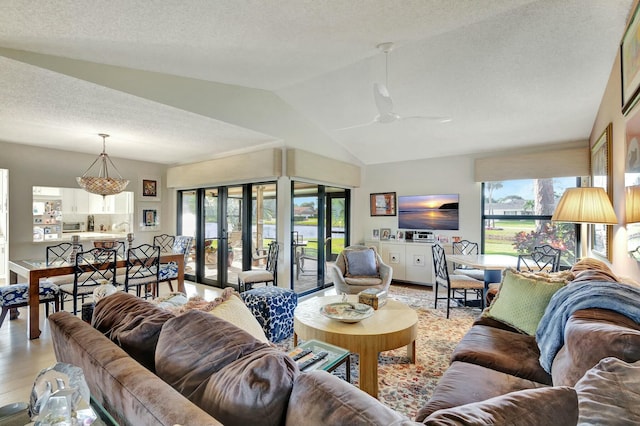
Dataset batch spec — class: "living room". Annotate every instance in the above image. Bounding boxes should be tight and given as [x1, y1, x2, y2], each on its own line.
[1, 1, 640, 424]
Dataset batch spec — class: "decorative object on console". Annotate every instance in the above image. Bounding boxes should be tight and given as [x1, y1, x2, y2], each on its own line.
[76, 134, 129, 197]
[93, 279, 117, 303]
[380, 228, 391, 240]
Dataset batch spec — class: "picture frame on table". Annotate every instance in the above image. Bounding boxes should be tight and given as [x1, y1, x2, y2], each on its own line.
[380, 228, 391, 241]
[138, 204, 160, 231]
[369, 192, 396, 216]
[139, 176, 161, 201]
[590, 123, 613, 261]
[396, 230, 405, 241]
[621, 2, 640, 115]
[372, 229, 380, 240]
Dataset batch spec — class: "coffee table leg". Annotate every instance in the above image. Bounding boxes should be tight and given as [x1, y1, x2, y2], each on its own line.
[346, 356, 351, 383]
[407, 340, 416, 363]
[293, 332, 298, 347]
[359, 352, 378, 397]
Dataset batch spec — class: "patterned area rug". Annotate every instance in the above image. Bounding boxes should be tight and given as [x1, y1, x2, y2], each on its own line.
[276, 283, 480, 420]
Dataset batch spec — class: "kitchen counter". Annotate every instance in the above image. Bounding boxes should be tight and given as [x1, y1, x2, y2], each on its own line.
[34, 232, 129, 242]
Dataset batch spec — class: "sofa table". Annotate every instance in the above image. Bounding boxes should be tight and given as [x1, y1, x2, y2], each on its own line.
[293, 295, 418, 397]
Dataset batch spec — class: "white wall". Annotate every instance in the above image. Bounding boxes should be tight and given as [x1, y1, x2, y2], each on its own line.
[0, 140, 173, 260]
[356, 154, 481, 245]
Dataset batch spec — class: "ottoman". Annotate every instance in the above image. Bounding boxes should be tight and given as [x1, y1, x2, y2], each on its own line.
[242, 286, 298, 342]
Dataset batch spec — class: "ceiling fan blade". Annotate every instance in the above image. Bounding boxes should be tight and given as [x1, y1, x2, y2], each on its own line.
[373, 83, 394, 116]
[398, 115, 453, 123]
[334, 119, 377, 131]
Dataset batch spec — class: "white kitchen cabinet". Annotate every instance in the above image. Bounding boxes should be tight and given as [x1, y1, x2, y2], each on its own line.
[113, 192, 132, 214]
[62, 188, 90, 214]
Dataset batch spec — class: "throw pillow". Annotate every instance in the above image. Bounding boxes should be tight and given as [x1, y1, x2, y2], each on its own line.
[575, 357, 640, 425]
[207, 292, 269, 343]
[344, 248, 379, 277]
[156, 310, 298, 426]
[483, 269, 568, 335]
[423, 386, 578, 426]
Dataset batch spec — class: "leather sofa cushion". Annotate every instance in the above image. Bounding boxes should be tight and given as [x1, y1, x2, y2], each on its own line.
[451, 324, 552, 385]
[575, 357, 640, 425]
[91, 292, 175, 372]
[551, 308, 640, 386]
[156, 310, 299, 426]
[286, 371, 415, 426]
[415, 361, 548, 422]
[423, 386, 578, 426]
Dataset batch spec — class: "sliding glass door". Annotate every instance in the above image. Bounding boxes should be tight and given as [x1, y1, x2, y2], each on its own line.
[291, 182, 349, 295]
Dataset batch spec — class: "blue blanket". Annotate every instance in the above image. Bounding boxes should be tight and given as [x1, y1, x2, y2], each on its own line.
[536, 280, 640, 373]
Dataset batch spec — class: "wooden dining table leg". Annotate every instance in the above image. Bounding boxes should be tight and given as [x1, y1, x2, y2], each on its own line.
[28, 270, 41, 340]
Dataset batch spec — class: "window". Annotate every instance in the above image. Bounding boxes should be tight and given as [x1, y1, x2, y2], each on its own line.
[482, 178, 580, 268]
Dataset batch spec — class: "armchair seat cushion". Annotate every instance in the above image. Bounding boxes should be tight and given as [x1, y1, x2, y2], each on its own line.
[345, 276, 383, 286]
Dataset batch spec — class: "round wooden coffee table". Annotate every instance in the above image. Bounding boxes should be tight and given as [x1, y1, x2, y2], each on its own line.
[294, 294, 418, 397]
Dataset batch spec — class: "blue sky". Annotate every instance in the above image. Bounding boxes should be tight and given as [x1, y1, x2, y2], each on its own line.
[488, 178, 576, 200]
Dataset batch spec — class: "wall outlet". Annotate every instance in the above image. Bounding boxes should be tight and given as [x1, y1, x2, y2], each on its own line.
[413, 255, 424, 266]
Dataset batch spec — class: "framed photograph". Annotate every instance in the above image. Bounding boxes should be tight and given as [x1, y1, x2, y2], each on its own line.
[396, 230, 405, 241]
[590, 123, 613, 260]
[139, 176, 161, 201]
[622, 3, 640, 114]
[142, 179, 157, 197]
[380, 228, 391, 240]
[138, 204, 160, 231]
[372, 228, 380, 240]
[369, 192, 396, 216]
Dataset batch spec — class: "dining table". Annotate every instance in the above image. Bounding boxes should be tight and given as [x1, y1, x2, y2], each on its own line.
[8, 253, 185, 339]
[446, 253, 519, 298]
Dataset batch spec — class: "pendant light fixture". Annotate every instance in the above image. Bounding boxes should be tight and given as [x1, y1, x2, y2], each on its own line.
[76, 133, 129, 196]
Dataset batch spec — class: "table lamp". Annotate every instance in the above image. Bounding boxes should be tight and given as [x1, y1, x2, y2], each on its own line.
[551, 187, 618, 225]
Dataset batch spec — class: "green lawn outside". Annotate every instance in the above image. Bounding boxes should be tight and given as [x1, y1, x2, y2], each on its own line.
[485, 219, 536, 255]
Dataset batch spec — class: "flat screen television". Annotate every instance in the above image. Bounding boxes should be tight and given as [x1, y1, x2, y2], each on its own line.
[398, 194, 459, 230]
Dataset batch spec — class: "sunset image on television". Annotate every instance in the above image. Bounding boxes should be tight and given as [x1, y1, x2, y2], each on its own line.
[398, 194, 459, 230]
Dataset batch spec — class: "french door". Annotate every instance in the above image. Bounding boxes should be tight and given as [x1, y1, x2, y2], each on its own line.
[291, 182, 349, 295]
[178, 183, 276, 287]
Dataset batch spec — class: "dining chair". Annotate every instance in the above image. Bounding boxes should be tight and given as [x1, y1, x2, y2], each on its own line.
[46, 242, 83, 265]
[238, 241, 279, 292]
[533, 244, 562, 272]
[153, 234, 175, 254]
[59, 248, 118, 315]
[432, 244, 485, 319]
[0, 281, 59, 328]
[158, 236, 193, 293]
[118, 244, 160, 299]
[516, 250, 559, 273]
[451, 240, 485, 281]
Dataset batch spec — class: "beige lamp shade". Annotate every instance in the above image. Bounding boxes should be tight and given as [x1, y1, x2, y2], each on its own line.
[626, 185, 640, 224]
[551, 187, 618, 225]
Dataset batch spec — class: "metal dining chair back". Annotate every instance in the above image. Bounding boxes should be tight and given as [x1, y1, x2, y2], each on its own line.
[59, 248, 117, 315]
[119, 244, 160, 299]
[153, 234, 175, 253]
[517, 251, 558, 273]
[46, 242, 83, 265]
[533, 244, 562, 272]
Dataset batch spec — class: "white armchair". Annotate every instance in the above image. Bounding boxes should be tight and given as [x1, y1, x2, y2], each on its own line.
[327, 245, 392, 295]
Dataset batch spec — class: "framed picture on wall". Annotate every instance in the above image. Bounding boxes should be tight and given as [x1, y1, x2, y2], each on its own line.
[369, 192, 396, 216]
[621, 2, 640, 114]
[139, 176, 161, 201]
[138, 204, 160, 231]
[590, 123, 613, 260]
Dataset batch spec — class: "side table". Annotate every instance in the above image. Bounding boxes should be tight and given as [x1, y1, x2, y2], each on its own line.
[290, 339, 351, 382]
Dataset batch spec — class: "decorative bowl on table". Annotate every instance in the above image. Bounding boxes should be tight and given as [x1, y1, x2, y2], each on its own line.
[320, 302, 374, 323]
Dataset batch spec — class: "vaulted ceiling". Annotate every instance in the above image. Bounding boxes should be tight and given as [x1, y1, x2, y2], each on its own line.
[0, 0, 634, 166]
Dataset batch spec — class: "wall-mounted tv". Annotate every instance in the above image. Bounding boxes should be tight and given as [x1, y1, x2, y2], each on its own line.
[398, 194, 459, 230]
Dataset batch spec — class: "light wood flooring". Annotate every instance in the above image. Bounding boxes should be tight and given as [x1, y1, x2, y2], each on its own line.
[0, 281, 225, 409]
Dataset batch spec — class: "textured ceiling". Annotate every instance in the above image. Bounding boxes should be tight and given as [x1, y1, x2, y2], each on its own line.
[0, 0, 634, 165]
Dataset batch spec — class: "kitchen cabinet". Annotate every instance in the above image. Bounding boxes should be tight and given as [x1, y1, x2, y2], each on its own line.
[62, 188, 90, 214]
[61, 189, 132, 214]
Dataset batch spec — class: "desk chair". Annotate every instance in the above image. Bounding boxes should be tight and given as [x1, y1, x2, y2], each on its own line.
[238, 241, 278, 292]
[432, 244, 484, 319]
[59, 248, 117, 315]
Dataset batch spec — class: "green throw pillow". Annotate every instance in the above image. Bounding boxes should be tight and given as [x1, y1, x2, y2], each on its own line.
[483, 269, 567, 335]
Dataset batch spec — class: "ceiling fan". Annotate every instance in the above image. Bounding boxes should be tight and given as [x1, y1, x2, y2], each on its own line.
[336, 42, 451, 131]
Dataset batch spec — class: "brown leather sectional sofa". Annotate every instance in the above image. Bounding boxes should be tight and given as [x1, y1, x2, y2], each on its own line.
[48, 278, 640, 425]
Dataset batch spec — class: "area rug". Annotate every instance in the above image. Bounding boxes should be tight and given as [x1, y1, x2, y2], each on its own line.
[276, 283, 480, 420]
